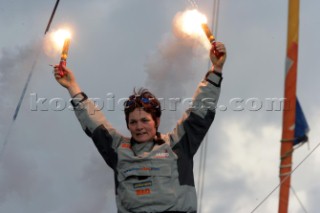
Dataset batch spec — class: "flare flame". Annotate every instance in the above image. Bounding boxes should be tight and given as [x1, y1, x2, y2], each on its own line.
[174, 9, 211, 50]
[43, 28, 72, 57]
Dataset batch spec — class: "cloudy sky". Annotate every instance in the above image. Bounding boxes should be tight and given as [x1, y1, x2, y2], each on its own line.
[1, 0, 320, 212]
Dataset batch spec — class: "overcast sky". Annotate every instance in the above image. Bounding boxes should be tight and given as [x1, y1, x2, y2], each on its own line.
[1, 0, 320, 213]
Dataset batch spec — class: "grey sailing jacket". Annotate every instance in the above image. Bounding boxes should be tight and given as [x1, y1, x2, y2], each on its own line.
[71, 71, 222, 213]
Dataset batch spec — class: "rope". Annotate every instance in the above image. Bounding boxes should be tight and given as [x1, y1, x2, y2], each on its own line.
[197, 1, 220, 212]
[250, 141, 320, 213]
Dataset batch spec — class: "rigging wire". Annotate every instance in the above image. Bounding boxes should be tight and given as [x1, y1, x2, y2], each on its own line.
[291, 186, 308, 213]
[0, 0, 61, 160]
[0, 121, 14, 160]
[250, 141, 320, 213]
[187, 0, 198, 8]
[197, 0, 220, 212]
[13, 0, 61, 121]
[45, 0, 60, 34]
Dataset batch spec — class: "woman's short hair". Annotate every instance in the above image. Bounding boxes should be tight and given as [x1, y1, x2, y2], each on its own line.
[124, 88, 161, 128]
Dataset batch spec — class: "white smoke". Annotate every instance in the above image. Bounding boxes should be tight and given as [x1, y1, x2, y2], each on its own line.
[0, 41, 45, 213]
[144, 10, 210, 132]
[0, 41, 40, 141]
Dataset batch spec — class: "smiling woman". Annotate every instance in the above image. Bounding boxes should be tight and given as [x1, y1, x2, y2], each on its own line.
[53, 41, 226, 212]
[127, 107, 158, 143]
[124, 88, 161, 143]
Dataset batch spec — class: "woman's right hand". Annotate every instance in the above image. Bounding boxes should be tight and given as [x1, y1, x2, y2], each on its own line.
[53, 65, 81, 96]
[53, 65, 75, 88]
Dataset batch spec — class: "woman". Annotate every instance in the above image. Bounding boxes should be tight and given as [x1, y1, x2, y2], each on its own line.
[54, 42, 226, 213]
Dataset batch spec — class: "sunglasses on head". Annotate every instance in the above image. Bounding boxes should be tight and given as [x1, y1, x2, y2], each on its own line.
[125, 95, 153, 107]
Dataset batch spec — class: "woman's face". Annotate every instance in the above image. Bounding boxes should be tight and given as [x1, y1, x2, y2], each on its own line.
[128, 108, 158, 143]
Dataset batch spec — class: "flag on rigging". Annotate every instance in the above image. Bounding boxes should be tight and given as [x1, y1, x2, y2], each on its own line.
[294, 98, 309, 145]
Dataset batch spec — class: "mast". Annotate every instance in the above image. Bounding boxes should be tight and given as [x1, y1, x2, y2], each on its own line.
[278, 0, 300, 212]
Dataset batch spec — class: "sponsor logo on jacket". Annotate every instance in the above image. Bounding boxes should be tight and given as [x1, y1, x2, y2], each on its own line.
[153, 150, 170, 159]
[124, 167, 160, 174]
[121, 143, 131, 149]
[135, 188, 151, 196]
[133, 181, 152, 189]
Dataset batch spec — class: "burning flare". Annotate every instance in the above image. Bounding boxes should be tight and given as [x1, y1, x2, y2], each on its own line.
[180, 9, 208, 36]
[173, 9, 211, 49]
[53, 29, 71, 50]
[43, 28, 72, 57]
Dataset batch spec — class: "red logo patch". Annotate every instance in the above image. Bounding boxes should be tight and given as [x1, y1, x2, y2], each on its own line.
[136, 188, 151, 196]
[121, 143, 131, 149]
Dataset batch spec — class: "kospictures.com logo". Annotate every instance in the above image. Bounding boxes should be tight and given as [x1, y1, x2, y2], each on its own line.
[29, 92, 290, 114]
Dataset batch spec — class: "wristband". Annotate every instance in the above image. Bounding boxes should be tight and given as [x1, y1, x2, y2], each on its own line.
[71, 92, 88, 107]
[205, 71, 223, 87]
